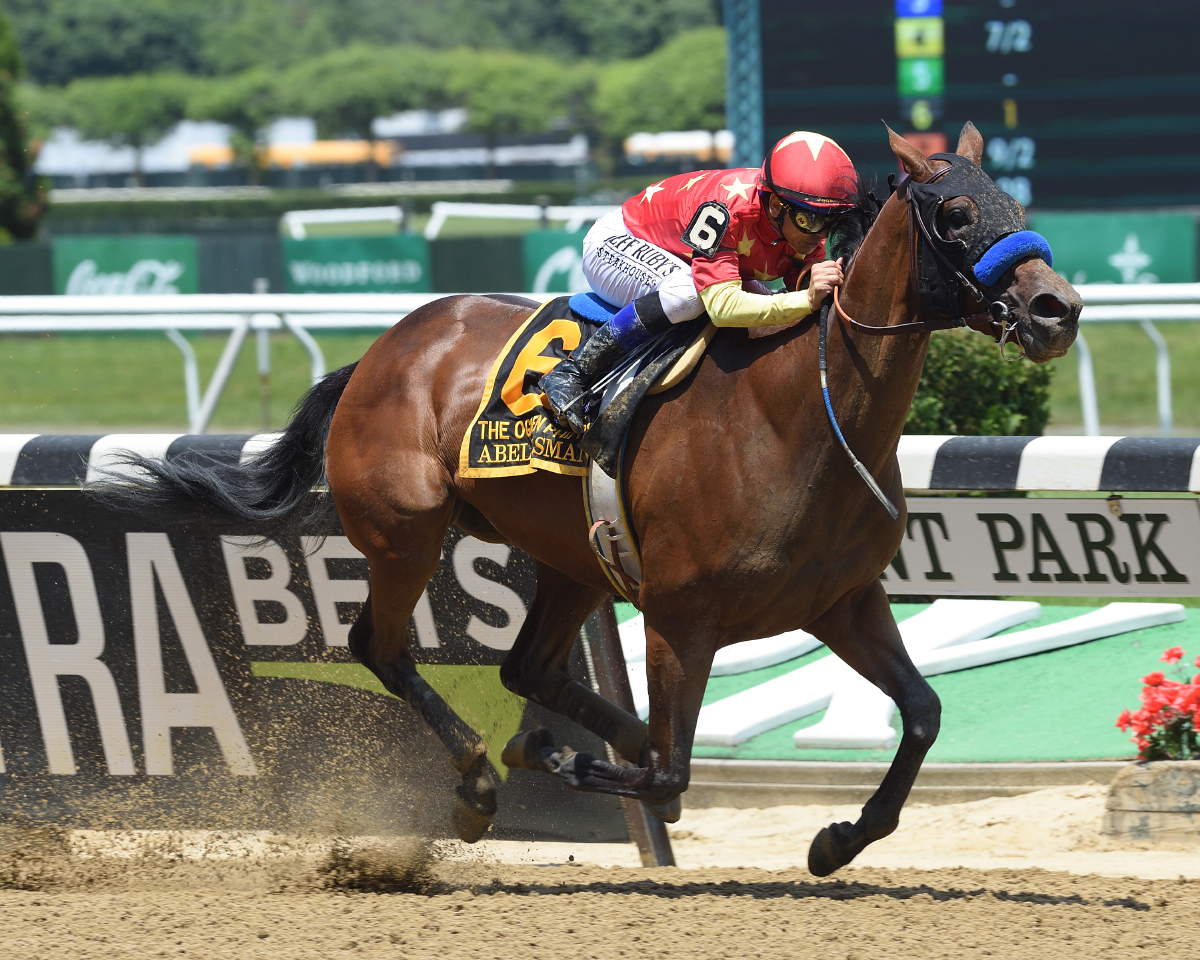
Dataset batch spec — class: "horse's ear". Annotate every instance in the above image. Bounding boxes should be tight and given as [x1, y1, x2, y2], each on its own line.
[956, 121, 984, 165]
[885, 124, 936, 182]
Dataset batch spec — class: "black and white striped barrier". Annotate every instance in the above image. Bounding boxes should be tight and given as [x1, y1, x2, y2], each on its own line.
[897, 435, 1200, 492]
[1, 434, 1197, 492]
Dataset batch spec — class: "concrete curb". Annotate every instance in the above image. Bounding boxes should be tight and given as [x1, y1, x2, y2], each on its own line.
[685, 759, 1128, 808]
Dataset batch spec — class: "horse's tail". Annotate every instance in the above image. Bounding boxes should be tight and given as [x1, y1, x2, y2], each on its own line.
[94, 362, 359, 541]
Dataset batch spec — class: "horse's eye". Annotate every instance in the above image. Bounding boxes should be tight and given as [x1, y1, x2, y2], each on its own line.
[949, 209, 968, 228]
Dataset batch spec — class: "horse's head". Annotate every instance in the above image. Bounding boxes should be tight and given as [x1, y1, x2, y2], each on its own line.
[888, 123, 1081, 363]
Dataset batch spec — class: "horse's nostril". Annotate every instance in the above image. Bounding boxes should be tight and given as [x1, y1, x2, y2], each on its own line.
[1030, 292, 1071, 320]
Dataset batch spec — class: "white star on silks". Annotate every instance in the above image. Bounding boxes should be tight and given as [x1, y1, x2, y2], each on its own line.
[773, 131, 831, 160]
[722, 176, 753, 202]
[1107, 233, 1153, 284]
[641, 182, 666, 203]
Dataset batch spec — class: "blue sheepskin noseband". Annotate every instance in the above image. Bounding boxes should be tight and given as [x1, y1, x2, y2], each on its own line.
[973, 230, 1053, 288]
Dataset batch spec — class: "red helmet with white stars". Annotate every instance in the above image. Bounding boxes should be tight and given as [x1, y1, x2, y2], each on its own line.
[760, 131, 858, 212]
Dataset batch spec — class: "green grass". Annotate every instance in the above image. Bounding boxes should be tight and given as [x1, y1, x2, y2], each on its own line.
[1045, 321, 1200, 431]
[0, 331, 378, 432]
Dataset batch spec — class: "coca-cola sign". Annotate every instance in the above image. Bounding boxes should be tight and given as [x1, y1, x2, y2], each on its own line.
[53, 236, 198, 295]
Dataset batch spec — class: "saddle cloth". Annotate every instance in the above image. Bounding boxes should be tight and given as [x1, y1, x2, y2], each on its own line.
[459, 294, 713, 480]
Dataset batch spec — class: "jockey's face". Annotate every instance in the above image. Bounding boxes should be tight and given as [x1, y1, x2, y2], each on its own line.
[767, 192, 829, 258]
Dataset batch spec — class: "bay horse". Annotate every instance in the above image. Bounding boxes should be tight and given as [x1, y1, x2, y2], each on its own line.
[114, 124, 1080, 875]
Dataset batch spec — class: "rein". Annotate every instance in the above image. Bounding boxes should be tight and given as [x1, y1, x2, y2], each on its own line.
[817, 300, 900, 521]
[818, 160, 1039, 519]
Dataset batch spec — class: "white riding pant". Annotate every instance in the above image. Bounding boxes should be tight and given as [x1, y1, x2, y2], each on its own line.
[581, 210, 704, 323]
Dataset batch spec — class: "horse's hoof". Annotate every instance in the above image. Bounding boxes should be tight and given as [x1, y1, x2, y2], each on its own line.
[807, 823, 858, 877]
[501, 728, 556, 771]
[451, 757, 498, 844]
[644, 795, 682, 823]
[451, 795, 493, 843]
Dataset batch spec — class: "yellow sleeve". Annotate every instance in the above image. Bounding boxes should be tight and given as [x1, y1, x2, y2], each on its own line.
[698, 280, 813, 328]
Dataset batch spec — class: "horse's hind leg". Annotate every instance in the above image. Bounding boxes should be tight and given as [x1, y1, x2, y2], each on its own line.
[344, 509, 498, 843]
[499, 562, 651, 771]
[506, 585, 711, 822]
[804, 579, 941, 876]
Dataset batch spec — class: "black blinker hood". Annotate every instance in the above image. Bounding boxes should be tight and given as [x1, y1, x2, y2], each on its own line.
[902, 153, 1027, 318]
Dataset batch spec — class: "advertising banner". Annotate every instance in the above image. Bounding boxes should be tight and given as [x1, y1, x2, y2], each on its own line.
[522, 229, 589, 294]
[0, 491, 626, 842]
[1028, 212, 1196, 286]
[884, 497, 1200, 597]
[282, 236, 432, 293]
[53, 236, 199, 295]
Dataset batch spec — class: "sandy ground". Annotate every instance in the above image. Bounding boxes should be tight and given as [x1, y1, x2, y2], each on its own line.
[671, 784, 1200, 879]
[2, 786, 1198, 959]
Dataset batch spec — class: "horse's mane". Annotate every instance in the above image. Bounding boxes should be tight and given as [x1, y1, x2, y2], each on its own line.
[827, 170, 885, 266]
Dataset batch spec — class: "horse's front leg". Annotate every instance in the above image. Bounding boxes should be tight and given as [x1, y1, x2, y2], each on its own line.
[805, 579, 941, 876]
[544, 616, 712, 817]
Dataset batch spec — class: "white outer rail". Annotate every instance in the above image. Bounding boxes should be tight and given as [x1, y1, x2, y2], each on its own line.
[1074, 283, 1199, 438]
[0, 293, 550, 435]
[422, 202, 617, 239]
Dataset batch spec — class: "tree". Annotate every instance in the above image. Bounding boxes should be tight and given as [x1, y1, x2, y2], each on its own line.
[12, 0, 722, 84]
[445, 49, 594, 138]
[594, 26, 725, 139]
[0, 13, 47, 241]
[558, 0, 718, 61]
[279, 46, 445, 139]
[187, 69, 280, 183]
[277, 45, 453, 180]
[6, 0, 207, 86]
[64, 73, 194, 186]
[17, 82, 75, 142]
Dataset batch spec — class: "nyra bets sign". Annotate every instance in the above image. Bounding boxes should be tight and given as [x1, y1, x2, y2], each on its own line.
[883, 497, 1200, 597]
[0, 491, 627, 841]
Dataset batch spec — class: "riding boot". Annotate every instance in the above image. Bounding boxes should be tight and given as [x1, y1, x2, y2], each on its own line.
[541, 293, 673, 434]
[540, 321, 625, 434]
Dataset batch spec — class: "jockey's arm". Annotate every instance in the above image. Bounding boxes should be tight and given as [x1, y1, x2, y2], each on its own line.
[699, 279, 812, 328]
[697, 257, 844, 329]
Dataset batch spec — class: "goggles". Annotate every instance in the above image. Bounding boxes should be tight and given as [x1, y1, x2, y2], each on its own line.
[784, 202, 836, 235]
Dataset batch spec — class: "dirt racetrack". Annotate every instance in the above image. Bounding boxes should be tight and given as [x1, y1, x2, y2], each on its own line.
[2, 786, 1199, 960]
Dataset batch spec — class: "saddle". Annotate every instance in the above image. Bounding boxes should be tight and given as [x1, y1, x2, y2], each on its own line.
[458, 291, 715, 605]
[459, 295, 713, 481]
[569, 293, 717, 606]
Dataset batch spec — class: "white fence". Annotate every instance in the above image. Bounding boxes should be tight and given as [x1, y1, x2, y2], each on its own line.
[0, 284, 1193, 435]
[1072, 283, 1200, 437]
[0, 293, 548, 434]
[422, 202, 617, 239]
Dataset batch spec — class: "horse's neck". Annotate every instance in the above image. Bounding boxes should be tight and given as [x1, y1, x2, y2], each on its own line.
[823, 194, 929, 470]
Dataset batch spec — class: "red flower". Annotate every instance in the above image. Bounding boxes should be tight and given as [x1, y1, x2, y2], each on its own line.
[1142, 671, 1166, 687]
[1195, 655, 1200, 669]
[1116, 709, 1132, 731]
[1161, 647, 1185, 664]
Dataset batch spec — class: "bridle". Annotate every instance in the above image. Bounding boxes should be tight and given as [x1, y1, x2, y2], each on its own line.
[830, 159, 1024, 352]
[817, 153, 1055, 520]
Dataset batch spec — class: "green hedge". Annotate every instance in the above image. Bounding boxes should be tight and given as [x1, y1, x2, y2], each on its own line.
[907, 327, 1052, 436]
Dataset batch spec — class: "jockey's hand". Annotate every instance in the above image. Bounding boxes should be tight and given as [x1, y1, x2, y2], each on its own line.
[806, 258, 844, 311]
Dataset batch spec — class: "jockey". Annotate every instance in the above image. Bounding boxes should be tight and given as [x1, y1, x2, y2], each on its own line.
[540, 130, 859, 434]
